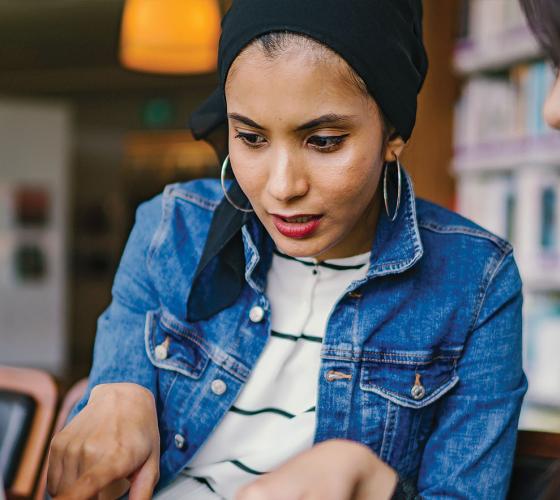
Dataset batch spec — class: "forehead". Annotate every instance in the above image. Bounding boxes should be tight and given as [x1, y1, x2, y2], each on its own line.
[225, 45, 372, 124]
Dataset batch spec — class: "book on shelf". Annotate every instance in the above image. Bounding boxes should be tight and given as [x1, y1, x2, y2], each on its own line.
[457, 173, 515, 242]
[454, 61, 557, 158]
[456, 166, 560, 285]
[515, 167, 560, 282]
[459, 0, 528, 42]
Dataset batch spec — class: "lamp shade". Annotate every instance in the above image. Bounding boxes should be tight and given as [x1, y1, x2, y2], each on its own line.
[120, 0, 221, 74]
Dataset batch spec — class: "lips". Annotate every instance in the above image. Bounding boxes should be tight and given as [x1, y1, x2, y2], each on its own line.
[271, 213, 323, 239]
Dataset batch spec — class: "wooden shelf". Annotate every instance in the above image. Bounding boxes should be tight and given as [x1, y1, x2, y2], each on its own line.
[454, 25, 542, 75]
[520, 402, 560, 433]
[453, 134, 560, 174]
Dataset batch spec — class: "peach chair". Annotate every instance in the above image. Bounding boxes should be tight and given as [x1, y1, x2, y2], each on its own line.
[0, 366, 57, 500]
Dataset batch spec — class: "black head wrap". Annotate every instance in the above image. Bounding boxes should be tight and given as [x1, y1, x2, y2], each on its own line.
[186, 0, 428, 322]
[189, 0, 428, 151]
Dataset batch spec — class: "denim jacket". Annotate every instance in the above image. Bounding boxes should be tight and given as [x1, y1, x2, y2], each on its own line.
[70, 168, 527, 499]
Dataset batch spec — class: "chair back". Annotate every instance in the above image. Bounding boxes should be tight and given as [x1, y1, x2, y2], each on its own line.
[0, 366, 57, 499]
[508, 430, 560, 500]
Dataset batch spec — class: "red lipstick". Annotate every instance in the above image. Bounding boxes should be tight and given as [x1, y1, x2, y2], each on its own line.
[271, 214, 323, 239]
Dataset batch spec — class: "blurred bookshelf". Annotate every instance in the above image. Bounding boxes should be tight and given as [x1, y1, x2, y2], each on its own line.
[454, 25, 541, 75]
[454, 0, 560, 432]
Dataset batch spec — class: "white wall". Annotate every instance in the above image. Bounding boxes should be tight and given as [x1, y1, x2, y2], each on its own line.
[0, 98, 71, 375]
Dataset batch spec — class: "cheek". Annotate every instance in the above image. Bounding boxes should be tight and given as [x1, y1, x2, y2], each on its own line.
[317, 153, 382, 209]
[228, 152, 271, 214]
[544, 76, 560, 129]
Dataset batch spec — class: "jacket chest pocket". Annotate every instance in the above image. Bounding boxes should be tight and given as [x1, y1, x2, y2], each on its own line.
[357, 349, 461, 476]
[145, 309, 211, 387]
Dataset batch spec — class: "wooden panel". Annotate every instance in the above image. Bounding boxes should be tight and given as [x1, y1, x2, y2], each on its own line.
[517, 430, 560, 460]
[402, 0, 460, 209]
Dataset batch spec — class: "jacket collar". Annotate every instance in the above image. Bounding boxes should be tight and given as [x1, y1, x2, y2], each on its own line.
[367, 166, 424, 278]
[186, 167, 423, 322]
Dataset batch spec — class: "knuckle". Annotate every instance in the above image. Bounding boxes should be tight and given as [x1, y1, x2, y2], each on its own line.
[65, 441, 82, 460]
[81, 440, 102, 461]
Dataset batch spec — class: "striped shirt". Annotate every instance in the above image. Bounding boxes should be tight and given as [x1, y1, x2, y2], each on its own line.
[155, 249, 371, 499]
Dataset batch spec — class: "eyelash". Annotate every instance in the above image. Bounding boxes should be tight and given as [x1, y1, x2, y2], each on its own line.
[234, 132, 349, 152]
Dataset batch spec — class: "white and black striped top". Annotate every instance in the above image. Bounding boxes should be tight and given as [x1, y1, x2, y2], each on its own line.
[155, 249, 371, 500]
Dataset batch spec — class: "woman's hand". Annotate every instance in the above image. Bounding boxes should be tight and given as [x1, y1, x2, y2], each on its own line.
[235, 439, 398, 500]
[47, 383, 160, 500]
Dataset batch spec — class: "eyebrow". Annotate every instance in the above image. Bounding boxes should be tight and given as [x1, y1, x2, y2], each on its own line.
[227, 113, 356, 132]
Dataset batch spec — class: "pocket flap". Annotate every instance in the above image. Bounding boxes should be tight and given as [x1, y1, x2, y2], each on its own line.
[359, 349, 461, 409]
[145, 309, 210, 379]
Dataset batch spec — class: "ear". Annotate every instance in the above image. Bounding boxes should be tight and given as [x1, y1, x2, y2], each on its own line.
[383, 136, 406, 162]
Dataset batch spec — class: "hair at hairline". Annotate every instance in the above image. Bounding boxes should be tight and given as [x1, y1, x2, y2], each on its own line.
[519, 0, 560, 66]
[228, 31, 396, 144]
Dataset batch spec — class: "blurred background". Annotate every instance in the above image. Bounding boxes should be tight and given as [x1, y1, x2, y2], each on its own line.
[0, 0, 558, 434]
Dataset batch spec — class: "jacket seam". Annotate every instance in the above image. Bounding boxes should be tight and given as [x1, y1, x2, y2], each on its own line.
[469, 248, 513, 334]
[168, 184, 221, 211]
[147, 187, 173, 264]
[320, 353, 461, 364]
[418, 221, 512, 253]
[162, 372, 180, 408]
[379, 399, 394, 461]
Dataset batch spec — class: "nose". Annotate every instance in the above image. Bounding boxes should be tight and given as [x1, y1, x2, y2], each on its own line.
[266, 149, 309, 202]
[544, 75, 560, 130]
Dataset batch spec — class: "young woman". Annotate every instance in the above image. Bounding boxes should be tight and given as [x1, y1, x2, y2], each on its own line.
[47, 1, 527, 499]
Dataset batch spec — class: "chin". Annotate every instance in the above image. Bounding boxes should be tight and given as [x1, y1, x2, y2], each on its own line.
[272, 235, 332, 259]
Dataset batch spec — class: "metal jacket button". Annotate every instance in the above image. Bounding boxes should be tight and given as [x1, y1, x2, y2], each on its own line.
[411, 384, 426, 400]
[174, 433, 186, 449]
[155, 336, 170, 361]
[411, 373, 426, 400]
[211, 379, 227, 395]
[249, 306, 265, 323]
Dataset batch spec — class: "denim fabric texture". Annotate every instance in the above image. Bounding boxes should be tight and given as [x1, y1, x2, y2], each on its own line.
[69, 168, 527, 499]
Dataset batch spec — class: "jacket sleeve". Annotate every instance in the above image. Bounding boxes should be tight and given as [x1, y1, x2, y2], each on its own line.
[68, 195, 163, 421]
[417, 250, 528, 499]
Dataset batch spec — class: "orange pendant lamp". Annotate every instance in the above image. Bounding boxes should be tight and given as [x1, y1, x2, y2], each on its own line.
[120, 0, 222, 74]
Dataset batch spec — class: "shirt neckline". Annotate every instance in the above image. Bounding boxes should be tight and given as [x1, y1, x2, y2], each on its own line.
[273, 248, 371, 270]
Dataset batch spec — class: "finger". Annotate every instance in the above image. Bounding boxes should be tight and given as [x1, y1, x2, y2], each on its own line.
[53, 458, 132, 500]
[47, 435, 69, 496]
[56, 442, 82, 495]
[128, 458, 159, 500]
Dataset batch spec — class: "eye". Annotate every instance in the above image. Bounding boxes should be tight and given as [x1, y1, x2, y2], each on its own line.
[235, 132, 266, 148]
[308, 134, 349, 152]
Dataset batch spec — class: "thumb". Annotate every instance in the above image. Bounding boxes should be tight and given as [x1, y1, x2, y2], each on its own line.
[128, 458, 159, 500]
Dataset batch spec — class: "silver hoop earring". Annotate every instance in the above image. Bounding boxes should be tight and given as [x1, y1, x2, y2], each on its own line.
[221, 155, 254, 213]
[383, 154, 402, 222]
